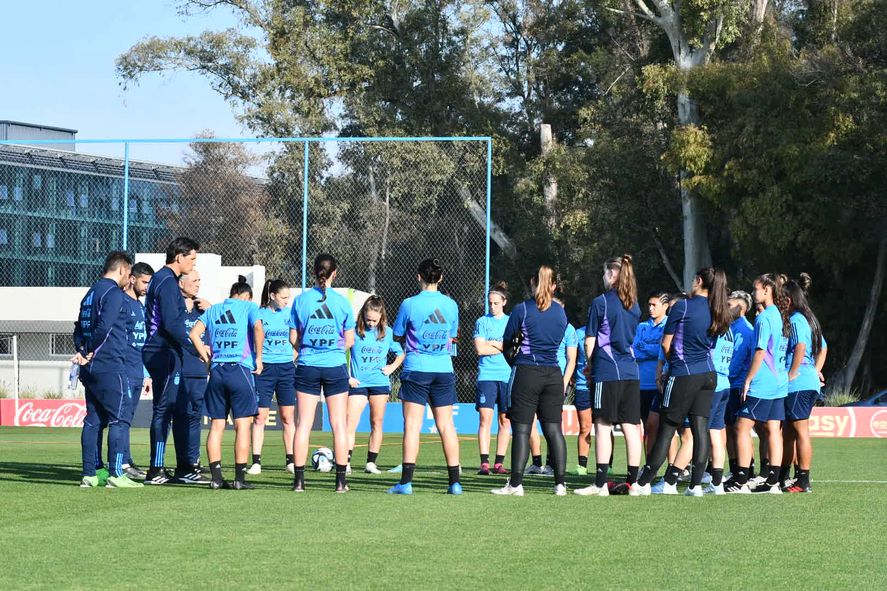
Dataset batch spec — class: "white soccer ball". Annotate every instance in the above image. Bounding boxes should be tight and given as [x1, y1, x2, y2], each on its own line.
[311, 447, 334, 472]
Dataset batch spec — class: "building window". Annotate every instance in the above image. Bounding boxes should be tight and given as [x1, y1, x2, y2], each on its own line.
[46, 233, 55, 249]
[0, 228, 8, 246]
[32, 232, 42, 248]
[33, 174, 42, 190]
[0, 334, 12, 356]
[50, 334, 74, 357]
[66, 189, 75, 208]
[0, 185, 7, 199]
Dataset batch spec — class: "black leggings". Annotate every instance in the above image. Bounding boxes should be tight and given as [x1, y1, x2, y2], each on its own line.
[509, 422, 566, 487]
[639, 414, 711, 488]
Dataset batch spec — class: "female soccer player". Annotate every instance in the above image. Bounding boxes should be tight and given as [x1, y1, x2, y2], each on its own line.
[387, 258, 462, 495]
[289, 255, 355, 493]
[781, 274, 827, 493]
[190, 279, 263, 490]
[473, 282, 512, 476]
[634, 291, 669, 454]
[632, 267, 732, 497]
[704, 321, 734, 495]
[725, 273, 791, 494]
[249, 279, 296, 475]
[491, 265, 569, 496]
[725, 290, 754, 479]
[346, 295, 405, 474]
[575, 255, 642, 497]
[573, 325, 591, 475]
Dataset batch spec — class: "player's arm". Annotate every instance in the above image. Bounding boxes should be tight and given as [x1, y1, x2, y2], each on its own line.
[90, 288, 124, 354]
[159, 280, 190, 349]
[564, 345, 577, 393]
[743, 349, 766, 400]
[189, 320, 210, 364]
[252, 319, 264, 375]
[788, 342, 805, 382]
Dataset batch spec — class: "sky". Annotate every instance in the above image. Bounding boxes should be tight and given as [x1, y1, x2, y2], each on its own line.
[0, 1, 259, 165]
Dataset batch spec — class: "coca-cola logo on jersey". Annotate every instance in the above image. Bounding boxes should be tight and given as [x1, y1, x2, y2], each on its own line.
[15, 401, 87, 427]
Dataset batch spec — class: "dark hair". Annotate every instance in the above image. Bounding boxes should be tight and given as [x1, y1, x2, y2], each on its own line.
[668, 292, 688, 310]
[261, 279, 289, 308]
[165, 237, 200, 264]
[696, 267, 732, 337]
[647, 290, 670, 304]
[103, 251, 133, 274]
[314, 254, 338, 302]
[489, 281, 508, 302]
[357, 295, 388, 340]
[418, 258, 444, 285]
[756, 273, 791, 338]
[230, 275, 252, 298]
[534, 265, 556, 311]
[785, 274, 823, 356]
[131, 262, 154, 277]
[605, 254, 637, 310]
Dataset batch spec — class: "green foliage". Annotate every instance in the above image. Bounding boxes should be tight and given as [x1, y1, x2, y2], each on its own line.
[822, 387, 862, 407]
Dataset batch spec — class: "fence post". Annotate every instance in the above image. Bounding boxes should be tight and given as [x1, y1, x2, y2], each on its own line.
[12, 334, 19, 426]
[301, 140, 310, 290]
[485, 138, 493, 314]
[122, 142, 130, 250]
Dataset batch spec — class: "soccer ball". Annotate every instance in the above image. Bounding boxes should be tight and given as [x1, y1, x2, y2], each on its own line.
[311, 447, 334, 472]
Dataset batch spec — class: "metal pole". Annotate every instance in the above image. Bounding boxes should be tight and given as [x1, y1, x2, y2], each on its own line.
[301, 140, 310, 290]
[485, 139, 493, 314]
[122, 142, 130, 250]
[12, 335, 19, 426]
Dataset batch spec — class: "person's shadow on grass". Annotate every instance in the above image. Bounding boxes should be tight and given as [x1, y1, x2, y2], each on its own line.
[0, 462, 81, 486]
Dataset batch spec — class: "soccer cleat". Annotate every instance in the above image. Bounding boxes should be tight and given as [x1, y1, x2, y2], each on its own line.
[106, 475, 144, 488]
[703, 483, 725, 495]
[491, 463, 509, 475]
[447, 482, 463, 495]
[783, 478, 796, 489]
[247, 463, 262, 475]
[677, 468, 691, 483]
[525, 464, 544, 475]
[80, 475, 99, 488]
[286, 462, 295, 474]
[748, 475, 767, 488]
[335, 484, 350, 494]
[701, 472, 712, 485]
[751, 482, 783, 494]
[575, 465, 588, 476]
[386, 482, 413, 495]
[144, 468, 173, 485]
[171, 468, 211, 485]
[629, 482, 651, 496]
[574, 484, 609, 497]
[554, 484, 568, 496]
[540, 465, 555, 477]
[224, 480, 256, 490]
[209, 479, 224, 490]
[684, 485, 704, 497]
[724, 481, 751, 494]
[491, 483, 524, 496]
[609, 482, 630, 495]
[292, 482, 306, 493]
[95, 467, 110, 487]
[387, 464, 403, 473]
[192, 463, 207, 475]
[785, 484, 813, 494]
[123, 465, 146, 480]
[477, 463, 491, 476]
[651, 479, 678, 495]
[364, 462, 382, 474]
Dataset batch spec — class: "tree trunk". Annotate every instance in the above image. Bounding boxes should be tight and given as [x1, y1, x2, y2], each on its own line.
[540, 123, 557, 230]
[677, 91, 711, 289]
[829, 237, 887, 392]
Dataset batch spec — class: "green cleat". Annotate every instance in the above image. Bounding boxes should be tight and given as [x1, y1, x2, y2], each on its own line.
[106, 475, 144, 488]
[95, 468, 110, 487]
[575, 465, 588, 476]
[80, 475, 99, 488]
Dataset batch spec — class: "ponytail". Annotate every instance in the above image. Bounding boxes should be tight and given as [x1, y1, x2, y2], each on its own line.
[261, 278, 289, 308]
[785, 274, 823, 356]
[697, 267, 731, 336]
[758, 272, 792, 338]
[605, 254, 637, 310]
[534, 265, 556, 311]
[230, 275, 252, 298]
[314, 254, 338, 303]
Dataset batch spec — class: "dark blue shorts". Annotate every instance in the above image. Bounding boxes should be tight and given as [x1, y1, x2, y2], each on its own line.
[737, 395, 785, 422]
[399, 371, 456, 408]
[350, 386, 391, 397]
[476, 380, 509, 412]
[708, 389, 730, 430]
[295, 364, 349, 397]
[785, 390, 818, 421]
[574, 388, 592, 411]
[649, 392, 661, 414]
[640, 389, 657, 421]
[256, 362, 296, 407]
[204, 364, 259, 420]
[725, 388, 743, 426]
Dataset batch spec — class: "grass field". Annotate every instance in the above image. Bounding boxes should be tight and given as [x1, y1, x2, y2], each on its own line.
[1, 427, 885, 590]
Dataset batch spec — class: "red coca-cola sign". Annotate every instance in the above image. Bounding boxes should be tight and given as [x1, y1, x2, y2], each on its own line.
[0, 399, 87, 427]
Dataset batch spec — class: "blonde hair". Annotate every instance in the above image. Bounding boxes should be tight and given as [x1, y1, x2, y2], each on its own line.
[534, 266, 556, 311]
[605, 254, 637, 310]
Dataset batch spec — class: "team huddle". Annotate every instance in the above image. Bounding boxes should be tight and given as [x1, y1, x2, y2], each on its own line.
[73, 238, 826, 496]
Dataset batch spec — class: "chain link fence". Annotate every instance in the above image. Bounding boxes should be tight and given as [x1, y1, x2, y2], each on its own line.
[0, 137, 492, 403]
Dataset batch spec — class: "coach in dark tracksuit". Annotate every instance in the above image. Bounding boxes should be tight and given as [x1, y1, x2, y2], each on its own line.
[74, 251, 137, 487]
[142, 237, 203, 485]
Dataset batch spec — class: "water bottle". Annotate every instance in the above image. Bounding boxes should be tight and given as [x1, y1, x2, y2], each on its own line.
[67, 363, 80, 391]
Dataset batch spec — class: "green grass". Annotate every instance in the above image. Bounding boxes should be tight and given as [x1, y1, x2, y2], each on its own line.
[1, 427, 885, 590]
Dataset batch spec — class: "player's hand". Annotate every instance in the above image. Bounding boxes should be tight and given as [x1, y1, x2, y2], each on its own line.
[583, 365, 592, 380]
[349, 377, 360, 388]
[381, 364, 397, 376]
[196, 297, 212, 312]
[142, 378, 152, 397]
[253, 360, 263, 375]
[789, 369, 799, 382]
[71, 353, 88, 366]
[742, 382, 750, 402]
[818, 371, 825, 386]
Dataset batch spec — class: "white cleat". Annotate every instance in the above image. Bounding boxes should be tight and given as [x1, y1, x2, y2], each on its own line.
[286, 462, 295, 474]
[364, 462, 382, 475]
[540, 465, 555, 477]
[525, 464, 544, 475]
[574, 484, 609, 497]
[701, 472, 712, 485]
[703, 483, 725, 495]
[629, 482, 651, 496]
[491, 483, 524, 496]
[748, 475, 767, 487]
[246, 463, 262, 475]
[554, 484, 568, 496]
[684, 485, 704, 497]
[651, 479, 678, 495]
